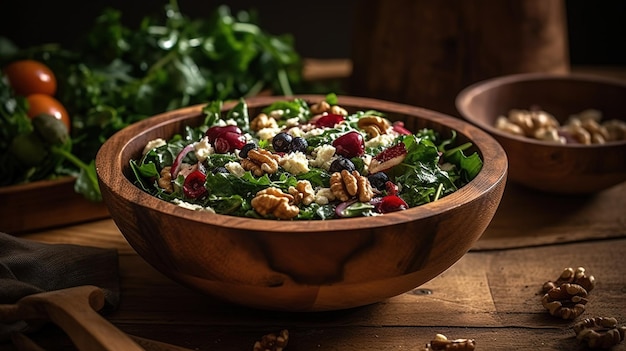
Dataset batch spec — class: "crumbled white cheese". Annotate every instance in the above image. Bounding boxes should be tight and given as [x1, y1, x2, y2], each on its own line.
[315, 187, 336, 205]
[309, 145, 337, 169]
[172, 199, 216, 213]
[194, 136, 214, 162]
[225, 161, 246, 177]
[280, 151, 309, 175]
[142, 138, 166, 155]
[361, 154, 373, 174]
[285, 117, 301, 127]
[287, 126, 306, 138]
[268, 109, 284, 119]
[256, 126, 282, 141]
[302, 127, 326, 138]
[365, 133, 397, 149]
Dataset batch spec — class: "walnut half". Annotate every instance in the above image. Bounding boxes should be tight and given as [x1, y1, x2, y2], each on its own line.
[573, 317, 626, 349]
[241, 148, 281, 176]
[251, 187, 299, 219]
[541, 283, 589, 320]
[253, 329, 289, 351]
[542, 266, 596, 294]
[424, 333, 476, 351]
[329, 170, 373, 203]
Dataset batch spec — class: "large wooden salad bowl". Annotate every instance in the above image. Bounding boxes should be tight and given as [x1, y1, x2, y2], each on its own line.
[95, 95, 507, 311]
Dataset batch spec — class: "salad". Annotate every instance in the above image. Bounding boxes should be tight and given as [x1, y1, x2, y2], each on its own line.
[130, 94, 483, 220]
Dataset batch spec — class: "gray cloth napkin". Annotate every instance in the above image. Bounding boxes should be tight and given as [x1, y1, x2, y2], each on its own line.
[0, 231, 120, 340]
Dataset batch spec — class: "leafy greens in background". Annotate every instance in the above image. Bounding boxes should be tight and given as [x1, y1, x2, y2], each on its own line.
[0, 0, 304, 200]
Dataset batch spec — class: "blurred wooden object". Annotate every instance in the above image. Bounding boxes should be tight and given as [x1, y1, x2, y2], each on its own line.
[350, 0, 570, 116]
[0, 176, 109, 234]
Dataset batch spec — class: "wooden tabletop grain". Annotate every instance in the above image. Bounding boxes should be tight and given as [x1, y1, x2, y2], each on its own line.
[3, 180, 625, 351]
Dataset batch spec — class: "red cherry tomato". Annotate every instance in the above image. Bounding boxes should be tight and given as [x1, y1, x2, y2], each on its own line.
[26, 94, 71, 132]
[3, 59, 57, 96]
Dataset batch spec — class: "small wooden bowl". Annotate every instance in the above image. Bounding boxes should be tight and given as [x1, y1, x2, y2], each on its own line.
[96, 95, 507, 311]
[456, 73, 626, 194]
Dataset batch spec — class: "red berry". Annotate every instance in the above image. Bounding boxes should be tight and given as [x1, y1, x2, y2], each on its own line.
[332, 131, 365, 158]
[392, 121, 412, 135]
[205, 125, 242, 143]
[214, 131, 246, 154]
[183, 170, 208, 199]
[314, 113, 345, 128]
[376, 195, 408, 213]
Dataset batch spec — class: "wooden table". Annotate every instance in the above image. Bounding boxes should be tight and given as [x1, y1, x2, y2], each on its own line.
[1, 179, 625, 351]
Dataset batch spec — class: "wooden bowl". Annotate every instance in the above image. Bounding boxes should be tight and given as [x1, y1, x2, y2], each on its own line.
[95, 95, 507, 311]
[456, 72, 626, 194]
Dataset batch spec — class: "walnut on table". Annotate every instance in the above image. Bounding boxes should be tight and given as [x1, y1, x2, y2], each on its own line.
[541, 283, 589, 320]
[423, 333, 476, 351]
[542, 266, 596, 294]
[573, 317, 626, 349]
[253, 329, 289, 351]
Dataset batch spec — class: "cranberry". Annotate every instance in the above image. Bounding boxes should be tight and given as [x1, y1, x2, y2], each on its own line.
[375, 195, 408, 213]
[272, 132, 293, 152]
[205, 125, 242, 143]
[183, 170, 208, 199]
[314, 113, 345, 128]
[392, 121, 412, 135]
[385, 181, 399, 196]
[332, 131, 365, 158]
[214, 131, 246, 154]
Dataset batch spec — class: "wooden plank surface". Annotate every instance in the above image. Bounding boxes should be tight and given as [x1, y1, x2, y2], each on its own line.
[3, 232, 624, 350]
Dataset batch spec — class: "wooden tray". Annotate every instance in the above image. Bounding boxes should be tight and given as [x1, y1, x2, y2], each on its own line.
[0, 176, 110, 235]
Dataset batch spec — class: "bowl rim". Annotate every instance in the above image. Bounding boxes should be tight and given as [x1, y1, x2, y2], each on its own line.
[455, 72, 626, 149]
[96, 94, 508, 233]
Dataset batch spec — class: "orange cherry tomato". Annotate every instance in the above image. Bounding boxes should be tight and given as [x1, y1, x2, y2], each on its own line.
[26, 94, 71, 132]
[3, 59, 57, 96]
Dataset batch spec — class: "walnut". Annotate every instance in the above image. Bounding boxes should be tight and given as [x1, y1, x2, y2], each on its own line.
[241, 148, 280, 176]
[329, 170, 373, 202]
[357, 116, 391, 138]
[542, 267, 596, 294]
[329, 105, 348, 116]
[502, 108, 558, 137]
[310, 100, 348, 116]
[253, 329, 289, 351]
[310, 100, 331, 115]
[541, 283, 589, 320]
[573, 317, 626, 349]
[288, 180, 315, 205]
[603, 119, 626, 141]
[250, 113, 278, 132]
[426, 333, 476, 351]
[251, 187, 299, 219]
[158, 166, 173, 193]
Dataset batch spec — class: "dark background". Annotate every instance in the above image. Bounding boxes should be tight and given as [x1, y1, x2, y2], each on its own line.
[0, 0, 624, 65]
